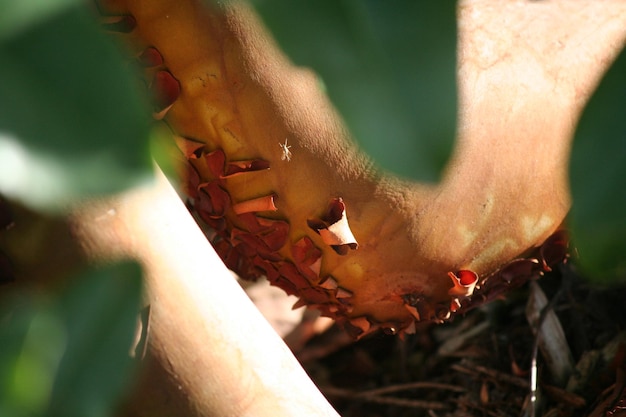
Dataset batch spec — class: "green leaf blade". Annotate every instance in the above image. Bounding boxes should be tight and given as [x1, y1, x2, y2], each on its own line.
[0, 5, 153, 212]
[0, 262, 143, 417]
[48, 262, 143, 417]
[569, 47, 626, 283]
[251, 0, 457, 182]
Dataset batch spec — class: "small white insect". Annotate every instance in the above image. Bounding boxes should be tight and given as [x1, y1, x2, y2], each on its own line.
[279, 138, 292, 162]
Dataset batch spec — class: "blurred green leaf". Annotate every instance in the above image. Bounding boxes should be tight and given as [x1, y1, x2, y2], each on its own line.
[569, 47, 626, 283]
[0, 0, 80, 40]
[0, 4, 153, 212]
[250, 0, 457, 182]
[0, 299, 66, 417]
[0, 262, 143, 417]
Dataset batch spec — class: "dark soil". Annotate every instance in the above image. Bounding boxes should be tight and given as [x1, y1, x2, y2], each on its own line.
[297, 263, 626, 417]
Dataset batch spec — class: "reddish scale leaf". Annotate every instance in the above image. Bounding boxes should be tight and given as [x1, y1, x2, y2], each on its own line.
[278, 262, 312, 290]
[222, 160, 270, 178]
[252, 256, 281, 281]
[138, 47, 164, 67]
[342, 317, 370, 339]
[299, 287, 334, 305]
[230, 229, 280, 262]
[306, 219, 326, 231]
[457, 270, 478, 286]
[292, 236, 322, 268]
[236, 213, 289, 255]
[197, 212, 227, 232]
[256, 218, 289, 252]
[331, 244, 352, 256]
[236, 212, 263, 233]
[239, 256, 265, 281]
[335, 287, 353, 299]
[325, 198, 345, 223]
[499, 259, 540, 284]
[318, 305, 344, 319]
[231, 229, 282, 262]
[291, 236, 323, 281]
[203, 149, 227, 178]
[212, 239, 240, 271]
[252, 243, 283, 262]
[291, 298, 309, 310]
[451, 243, 567, 317]
[448, 270, 478, 297]
[197, 181, 230, 218]
[175, 137, 205, 160]
[307, 198, 358, 255]
[485, 234, 569, 307]
[272, 276, 298, 296]
[229, 256, 251, 279]
[228, 227, 251, 245]
[318, 276, 338, 290]
[540, 230, 569, 270]
[101, 15, 137, 33]
[183, 164, 201, 199]
[232, 195, 278, 215]
[336, 296, 353, 310]
[230, 238, 256, 259]
[152, 70, 181, 112]
[404, 305, 421, 321]
[297, 263, 320, 283]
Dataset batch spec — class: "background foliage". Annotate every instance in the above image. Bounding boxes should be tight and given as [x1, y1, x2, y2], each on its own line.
[251, 0, 457, 183]
[0, 262, 143, 417]
[0, 2, 149, 416]
[0, 1, 152, 212]
[569, 48, 626, 282]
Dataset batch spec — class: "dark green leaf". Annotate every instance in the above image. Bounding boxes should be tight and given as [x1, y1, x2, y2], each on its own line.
[0, 5, 153, 212]
[569, 48, 626, 283]
[0, 297, 66, 417]
[0, 0, 80, 40]
[47, 262, 143, 417]
[250, 0, 457, 182]
[0, 262, 143, 417]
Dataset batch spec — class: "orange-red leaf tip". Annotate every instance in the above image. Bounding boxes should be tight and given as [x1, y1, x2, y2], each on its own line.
[447, 270, 478, 297]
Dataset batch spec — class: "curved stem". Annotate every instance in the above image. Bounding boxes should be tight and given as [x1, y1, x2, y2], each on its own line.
[71, 169, 339, 417]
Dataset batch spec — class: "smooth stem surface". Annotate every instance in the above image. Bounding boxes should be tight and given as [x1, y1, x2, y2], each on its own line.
[71, 169, 339, 417]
